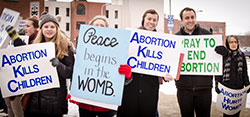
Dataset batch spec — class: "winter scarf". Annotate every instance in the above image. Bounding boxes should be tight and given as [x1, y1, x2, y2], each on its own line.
[223, 50, 243, 82]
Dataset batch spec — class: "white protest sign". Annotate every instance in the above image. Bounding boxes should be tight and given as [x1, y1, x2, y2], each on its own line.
[0, 42, 59, 98]
[179, 35, 223, 75]
[216, 83, 250, 115]
[127, 29, 182, 78]
[8, 36, 29, 48]
[0, 8, 20, 48]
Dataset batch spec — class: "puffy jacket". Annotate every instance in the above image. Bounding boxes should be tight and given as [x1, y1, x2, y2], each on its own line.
[26, 42, 75, 115]
[175, 24, 213, 90]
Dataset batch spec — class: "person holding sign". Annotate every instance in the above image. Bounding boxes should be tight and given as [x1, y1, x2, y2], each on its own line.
[117, 9, 161, 117]
[7, 12, 75, 117]
[24, 17, 39, 44]
[175, 7, 213, 117]
[67, 15, 132, 117]
[215, 35, 250, 117]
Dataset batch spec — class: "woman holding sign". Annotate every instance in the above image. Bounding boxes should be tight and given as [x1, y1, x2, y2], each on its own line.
[117, 9, 161, 117]
[215, 35, 250, 117]
[14, 12, 74, 117]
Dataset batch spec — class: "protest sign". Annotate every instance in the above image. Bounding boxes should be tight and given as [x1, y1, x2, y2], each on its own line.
[0, 42, 59, 98]
[70, 24, 130, 110]
[216, 83, 250, 115]
[0, 8, 20, 48]
[127, 29, 183, 78]
[8, 36, 29, 48]
[179, 35, 223, 75]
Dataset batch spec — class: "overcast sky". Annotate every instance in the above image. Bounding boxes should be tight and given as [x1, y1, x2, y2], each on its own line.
[56, 0, 250, 35]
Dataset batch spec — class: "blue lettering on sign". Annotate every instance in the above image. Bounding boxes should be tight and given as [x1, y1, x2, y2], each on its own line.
[137, 46, 162, 59]
[12, 64, 40, 78]
[127, 56, 171, 73]
[7, 75, 53, 93]
[130, 32, 176, 49]
[1, 49, 47, 67]
[221, 102, 242, 111]
[1, 13, 15, 23]
[0, 24, 4, 32]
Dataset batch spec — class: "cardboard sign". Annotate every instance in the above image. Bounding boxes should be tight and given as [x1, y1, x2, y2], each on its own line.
[70, 25, 130, 110]
[179, 35, 223, 75]
[127, 29, 182, 78]
[216, 83, 250, 115]
[0, 8, 20, 48]
[8, 36, 29, 48]
[0, 42, 59, 98]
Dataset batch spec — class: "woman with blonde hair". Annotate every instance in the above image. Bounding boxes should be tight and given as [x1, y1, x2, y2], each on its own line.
[27, 12, 75, 117]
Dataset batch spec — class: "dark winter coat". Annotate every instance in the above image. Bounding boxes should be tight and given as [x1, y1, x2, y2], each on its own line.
[117, 26, 159, 117]
[27, 41, 74, 115]
[14, 36, 75, 115]
[175, 24, 213, 90]
[215, 37, 249, 89]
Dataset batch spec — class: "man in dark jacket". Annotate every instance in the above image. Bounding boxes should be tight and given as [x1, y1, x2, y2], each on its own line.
[175, 7, 212, 117]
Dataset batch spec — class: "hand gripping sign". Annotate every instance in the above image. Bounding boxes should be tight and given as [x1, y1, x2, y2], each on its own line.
[0, 8, 20, 48]
[0, 42, 59, 98]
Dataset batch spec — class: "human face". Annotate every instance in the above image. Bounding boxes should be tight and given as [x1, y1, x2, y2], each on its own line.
[228, 37, 238, 51]
[42, 22, 57, 41]
[93, 19, 106, 27]
[143, 13, 158, 31]
[181, 10, 196, 33]
[25, 20, 37, 36]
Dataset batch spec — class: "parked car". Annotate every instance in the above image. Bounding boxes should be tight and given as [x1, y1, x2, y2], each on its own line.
[241, 47, 250, 58]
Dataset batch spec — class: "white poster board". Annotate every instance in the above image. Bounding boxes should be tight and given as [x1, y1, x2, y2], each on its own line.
[216, 83, 250, 115]
[0, 42, 59, 98]
[0, 8, 20, 48]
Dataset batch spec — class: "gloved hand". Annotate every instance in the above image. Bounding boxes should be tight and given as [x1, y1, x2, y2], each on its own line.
[215, 45, 228, 56]
[118, 64, 132, 80]
[50, 58, 67, 77]
[50, 58, 60, 67]
[5, 25, 19, 41]
[215, 85, 220, 94]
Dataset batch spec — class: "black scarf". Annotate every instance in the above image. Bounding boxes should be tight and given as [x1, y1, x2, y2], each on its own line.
[223, 50, 243, 82]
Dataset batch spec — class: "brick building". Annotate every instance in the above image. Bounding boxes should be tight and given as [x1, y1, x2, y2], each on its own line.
[0, 0, 44, 20]
[70, 1, 105, 47]
[164, 18, 226, 43]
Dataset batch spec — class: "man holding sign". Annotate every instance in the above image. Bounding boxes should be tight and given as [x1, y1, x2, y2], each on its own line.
[175, 7, 213, 117]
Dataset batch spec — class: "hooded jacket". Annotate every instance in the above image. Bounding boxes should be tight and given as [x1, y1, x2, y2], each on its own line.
[215, 37, 249, 89]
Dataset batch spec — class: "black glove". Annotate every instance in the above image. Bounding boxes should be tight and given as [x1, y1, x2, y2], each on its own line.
[215, 45, 228, 56]
[5, 25, 19, 41]
[247, 88, 250, 93]
[50, 58, 67, 77]
[50, 58, 61, 67]
[215, 85, 220, 94]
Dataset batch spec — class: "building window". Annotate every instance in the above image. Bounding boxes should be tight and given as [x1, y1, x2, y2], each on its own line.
[115, 24, 118, 28]
[115, 10, 118, 19]
[66, 8, 70, 17]
[77, 4, 85, 15]
[45, 7, 49, 12]
[219, 27, 223, 33]
[213, 26, 217, 33]
[106, 10, 109, 18]
[55, 7, 59, 15]
[76, 21, 85, 30]
[66, 23, 70, 31]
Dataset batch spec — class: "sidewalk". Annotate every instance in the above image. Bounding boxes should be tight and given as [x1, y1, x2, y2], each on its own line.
[158, 92, 250, 117]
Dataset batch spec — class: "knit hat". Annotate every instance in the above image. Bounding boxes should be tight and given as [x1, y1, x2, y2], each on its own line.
[39, 11, 59, 28]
